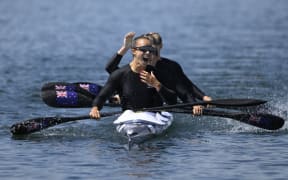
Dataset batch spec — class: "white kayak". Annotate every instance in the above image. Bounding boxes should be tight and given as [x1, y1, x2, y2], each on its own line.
[113, 110, 173, 148]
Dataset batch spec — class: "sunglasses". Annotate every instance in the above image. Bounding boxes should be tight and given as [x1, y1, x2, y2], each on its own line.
[133, 46, 157, 55]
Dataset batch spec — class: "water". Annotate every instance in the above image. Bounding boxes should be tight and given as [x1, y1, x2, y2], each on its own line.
[1, 0, 288, 179]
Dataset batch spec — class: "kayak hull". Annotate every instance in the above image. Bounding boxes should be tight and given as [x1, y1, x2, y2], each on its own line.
[113, 110, 173, 148]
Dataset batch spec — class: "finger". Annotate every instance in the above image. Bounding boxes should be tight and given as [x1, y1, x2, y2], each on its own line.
[196, 109, 200, 116]
[140, 74, 149, 81]
[141, 70, 148, 75]
[90, 113, 96, 119]
[90, 111, 99, 119]
[193, 107, 201, 116]
[192, 107, 197, 115]
[140, 71, 147, 77]
[96, 114, 101, 120]
[94, 114, 100, 120]
[139, 75, 147, 82]
[199, 108, 203, 115]
[198, 106, 203, 115]
[127, 32, 135, 36]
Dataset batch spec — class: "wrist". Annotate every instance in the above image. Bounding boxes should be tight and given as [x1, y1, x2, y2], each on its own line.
[154, 82, 162, 91]
[92, 106, 99, 111]
[117, 46, 129, 55]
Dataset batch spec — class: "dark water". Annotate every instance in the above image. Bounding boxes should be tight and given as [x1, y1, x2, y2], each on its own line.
[1, 0, 288, 179]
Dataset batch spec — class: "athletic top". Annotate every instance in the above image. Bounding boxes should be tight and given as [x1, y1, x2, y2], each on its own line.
[105, 53, 206, 103]
[93, 64, 177, 111]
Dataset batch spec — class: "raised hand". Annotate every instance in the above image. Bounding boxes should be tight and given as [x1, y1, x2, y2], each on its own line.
[117, 32, 136, 55]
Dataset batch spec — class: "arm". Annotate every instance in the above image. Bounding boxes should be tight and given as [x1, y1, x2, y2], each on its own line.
[173, 62, 212, 115]
[90, 72, 120, 119]
[157, 83, 178, 105]
[173, 62, 208, 102]
[181, 74, 208, 101]
[105, 53, 123, 74]
[92, 72, 119, 110]
[105, 32, 135, 74]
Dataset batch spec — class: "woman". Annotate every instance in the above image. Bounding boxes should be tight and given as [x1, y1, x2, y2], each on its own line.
[89, 35, 177, 119]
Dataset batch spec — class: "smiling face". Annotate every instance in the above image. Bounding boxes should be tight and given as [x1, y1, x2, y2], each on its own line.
[130, 37, 157, 72]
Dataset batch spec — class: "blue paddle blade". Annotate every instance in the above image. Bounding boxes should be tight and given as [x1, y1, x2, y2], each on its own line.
[41, 90, 94, 107]
[41, 82, 102, 108]
[41, 82, 102, 96]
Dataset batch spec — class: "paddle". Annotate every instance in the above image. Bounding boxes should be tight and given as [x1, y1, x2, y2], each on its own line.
[141, 99, 267, 110]
[41, 82, 99, 108]
[10, 108, 284, 135]
[42, 90, 94, 107]
[10, 101, 282, 135]
[41, 82, 102, 96]
[41, 82, 119, 108]
[41, 82, 267, 109]
[168, 108, 285, 131]
[10, 111, 122, 135]
[42, 86, 266, 109]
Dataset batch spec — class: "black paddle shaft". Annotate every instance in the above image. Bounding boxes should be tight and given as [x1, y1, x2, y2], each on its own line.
[141, 99, 267, 111]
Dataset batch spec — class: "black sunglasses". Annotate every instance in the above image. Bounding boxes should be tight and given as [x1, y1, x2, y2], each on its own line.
[134, 46, 157, 55]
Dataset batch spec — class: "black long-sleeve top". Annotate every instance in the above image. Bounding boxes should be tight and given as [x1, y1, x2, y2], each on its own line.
[105, 54, 206, 103]
[93, 64, 177, 111]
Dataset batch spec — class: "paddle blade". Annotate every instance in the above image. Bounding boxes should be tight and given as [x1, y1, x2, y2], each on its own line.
[41, 82, 99, 108]
[41, 90, 93, 108]
[10, 117, 63, 135]
[41, 82, 102, 96]
[10, 116, 90, 135]
[203, 109, 285, 130]
[245, 113, 285, 130]
[10, 111, 121, 135]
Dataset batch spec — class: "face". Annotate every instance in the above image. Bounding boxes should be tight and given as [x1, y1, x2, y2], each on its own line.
[132, 38, 157, 67]
[144, 33, 162, 66]
[147, 45, 158, 66]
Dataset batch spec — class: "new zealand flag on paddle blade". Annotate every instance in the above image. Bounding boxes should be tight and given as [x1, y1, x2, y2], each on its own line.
[56, 91, 78, 106]
[55, 85, 76, 91]
[79, 83, 101, 96]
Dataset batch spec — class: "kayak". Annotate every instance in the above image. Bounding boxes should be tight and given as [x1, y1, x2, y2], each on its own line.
[113, 110, 173, 148]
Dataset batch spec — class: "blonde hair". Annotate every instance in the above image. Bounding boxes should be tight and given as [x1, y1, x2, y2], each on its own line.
[145, 32, 163, 47]
[131, 35, 153, 48]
